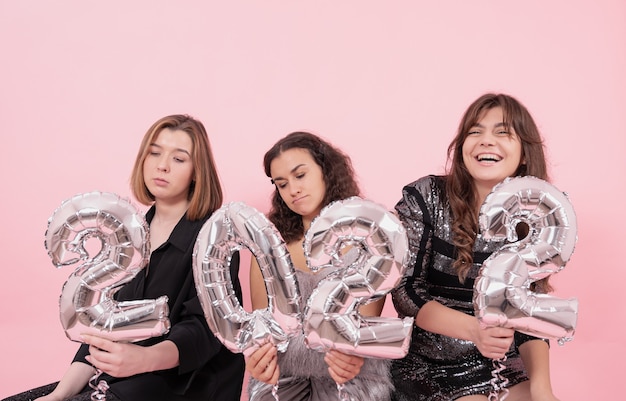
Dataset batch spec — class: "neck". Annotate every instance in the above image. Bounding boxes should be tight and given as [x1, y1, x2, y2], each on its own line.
[153, 200, 190, 225]
[302, 216, 313, 233]
[302, 206, 324, 234]
[473, 183, 493, 215]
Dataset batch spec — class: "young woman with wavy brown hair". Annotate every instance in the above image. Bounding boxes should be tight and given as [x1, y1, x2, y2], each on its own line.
[391, 94, 559, 401]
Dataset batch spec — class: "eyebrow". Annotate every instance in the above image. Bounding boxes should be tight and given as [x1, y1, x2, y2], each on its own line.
[472, 122, 507, 128]
[272, 163, 307, 182]
[149, 142, 191, 156]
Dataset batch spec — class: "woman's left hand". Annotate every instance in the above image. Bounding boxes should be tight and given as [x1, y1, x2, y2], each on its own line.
[82, 334, 148, 378]
[324, 350, 364, 384]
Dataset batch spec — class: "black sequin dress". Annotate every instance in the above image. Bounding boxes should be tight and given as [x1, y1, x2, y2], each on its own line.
[391, 175, 540, 401]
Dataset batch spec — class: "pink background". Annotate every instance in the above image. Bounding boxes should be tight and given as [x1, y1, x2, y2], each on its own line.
[1, 2, 624, 399]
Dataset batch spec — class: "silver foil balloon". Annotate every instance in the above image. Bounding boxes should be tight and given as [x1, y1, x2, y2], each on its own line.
[303, 197, 414, 359]
[45, 191, 170, 343]
[473, 176, 578, 344]
[193, 202, 302, 356]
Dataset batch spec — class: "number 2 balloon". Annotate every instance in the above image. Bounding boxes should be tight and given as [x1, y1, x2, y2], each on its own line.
[303, 196, 414, 359]
[45, 192, 170, 343]
[473, 176, 578, 345]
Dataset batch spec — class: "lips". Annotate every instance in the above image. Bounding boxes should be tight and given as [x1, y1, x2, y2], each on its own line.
[153, 177, 169, 186]
[292, 195, 307, 205]
[476, 153, 502, 162]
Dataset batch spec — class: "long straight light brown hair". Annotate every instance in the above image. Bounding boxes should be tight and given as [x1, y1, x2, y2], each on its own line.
[130, 114, 223, 221]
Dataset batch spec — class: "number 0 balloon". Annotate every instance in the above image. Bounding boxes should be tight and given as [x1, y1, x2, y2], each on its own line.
[193, 202, 302, 356]
[473, 176, 579, 344]
[45, 192, 170, 343]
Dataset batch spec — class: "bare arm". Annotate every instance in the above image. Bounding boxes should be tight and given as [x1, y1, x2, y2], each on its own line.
[249, 257, 269, 310]
[359, 295, 385, 317]
[415, 300, 515, 360]
[35, 361, 95, 401]
[246, 257, 280, 384]
[518, 339, 560, 401]
[415, 300, 477, 339]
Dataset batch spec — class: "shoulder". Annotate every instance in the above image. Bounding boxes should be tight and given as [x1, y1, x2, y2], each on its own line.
[401, 175, 446, 198]
[181, 213, 210, 233]
[396, 175, 450, 222]
[168, 213, 211, 251]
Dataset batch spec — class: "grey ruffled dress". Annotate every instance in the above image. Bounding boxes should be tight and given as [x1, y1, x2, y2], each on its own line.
[248, 269, 393, 401]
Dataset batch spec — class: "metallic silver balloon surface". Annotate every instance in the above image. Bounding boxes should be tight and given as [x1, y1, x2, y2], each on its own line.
[473, 176, 578, 344]
[193, 202, 302, 356]
[303, 196, 414, 359]
[45, 191, 170, 343]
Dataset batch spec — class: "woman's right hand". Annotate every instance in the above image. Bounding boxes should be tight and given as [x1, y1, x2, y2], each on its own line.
[246, 342, 280, 384]
[471, 319, 515, 360]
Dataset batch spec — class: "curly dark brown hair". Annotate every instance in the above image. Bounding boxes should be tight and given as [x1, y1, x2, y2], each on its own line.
[263, 132, 361, 243]
[445, 93, 552, 293]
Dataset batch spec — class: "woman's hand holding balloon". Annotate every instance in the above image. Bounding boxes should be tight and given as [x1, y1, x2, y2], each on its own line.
[83, 334, 147, 378]
[324, 350, 364, 384]
[469, 320, 515, 360]
[246, 343, 280, 385]
[83, 334, 178, 378]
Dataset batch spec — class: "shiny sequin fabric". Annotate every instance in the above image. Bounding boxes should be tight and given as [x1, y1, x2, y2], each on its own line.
[390, 176, 536, 401]
[248, 269, 393, 401]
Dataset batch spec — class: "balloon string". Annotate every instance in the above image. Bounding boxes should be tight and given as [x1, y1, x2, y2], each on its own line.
[336, 382, 352, 401]
[487, 357, 509, 401]
[89, 368, 109, 401]
[271, 383, 279, 401]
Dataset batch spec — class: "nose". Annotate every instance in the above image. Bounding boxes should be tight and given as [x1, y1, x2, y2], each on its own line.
[480, 132, 496, 146]
[289, 183, 302, 196]
[157, 156, 169, 172]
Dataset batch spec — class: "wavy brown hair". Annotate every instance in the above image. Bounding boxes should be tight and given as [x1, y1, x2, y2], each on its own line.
[445, 93, 552, 292]
[130, 114, 224, 221]
[263, 132, 361, 243]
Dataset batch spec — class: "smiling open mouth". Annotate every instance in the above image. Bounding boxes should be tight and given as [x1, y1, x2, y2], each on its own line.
[477, 153, 502, 162]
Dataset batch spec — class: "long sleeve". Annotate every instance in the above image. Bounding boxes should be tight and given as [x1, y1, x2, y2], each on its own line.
[166, 252, 241, 376]
[391, 176, 438, 319]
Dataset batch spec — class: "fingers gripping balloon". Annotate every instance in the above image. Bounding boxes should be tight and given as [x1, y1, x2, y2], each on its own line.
[45, 192, 170, 343]
[303, 197, 414, 359]
[193, 202, 302, 356]
[473, 176, 579, 344]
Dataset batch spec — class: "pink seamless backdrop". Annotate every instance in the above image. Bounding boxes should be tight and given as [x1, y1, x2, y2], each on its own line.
[1, 2, 624, 400]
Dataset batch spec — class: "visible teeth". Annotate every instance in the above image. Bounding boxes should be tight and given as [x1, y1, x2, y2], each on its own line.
[477, 154, 501, 162]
